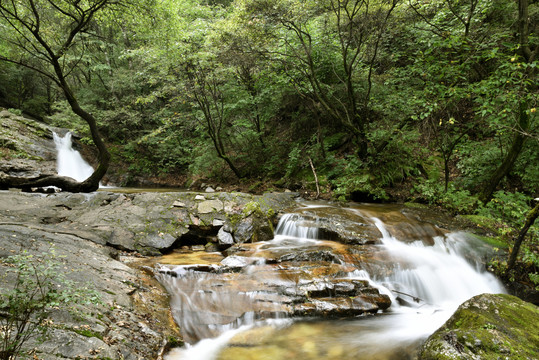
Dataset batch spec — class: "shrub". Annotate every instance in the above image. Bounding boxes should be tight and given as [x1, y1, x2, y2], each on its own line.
[0, 249, 100, 360]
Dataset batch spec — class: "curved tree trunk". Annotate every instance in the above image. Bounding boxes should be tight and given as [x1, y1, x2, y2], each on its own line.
[0, 0, 112, 193]
[479, 102, 529, 203]
[507, 201, 539, 270]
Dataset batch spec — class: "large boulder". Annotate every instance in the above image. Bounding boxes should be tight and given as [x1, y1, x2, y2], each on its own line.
[419, 293, 539, 360]
[0, 223, 179, 360]
[0, 108, 59, 188]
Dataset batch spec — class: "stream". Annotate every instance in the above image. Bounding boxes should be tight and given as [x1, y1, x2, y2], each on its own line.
[50, 133, 505, 359]
[156, 203, 505, 360]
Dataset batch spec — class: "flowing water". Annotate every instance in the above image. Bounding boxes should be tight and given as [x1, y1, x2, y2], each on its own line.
[53, 131, 94, 182]
[158, 204, 505, 360]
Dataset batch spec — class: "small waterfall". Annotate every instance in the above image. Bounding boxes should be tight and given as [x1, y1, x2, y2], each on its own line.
[53, 131, 94, 182]
[372, 217, 505, 309]
[274, 213, 321, 240]
[160, 208, 506, 360]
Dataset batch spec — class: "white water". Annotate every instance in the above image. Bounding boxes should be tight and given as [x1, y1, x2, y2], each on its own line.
[338, 217, 506, 355]
[163, 210, 505, 359]
[53, 131, 94, 182]
[373, 218, 504, 309]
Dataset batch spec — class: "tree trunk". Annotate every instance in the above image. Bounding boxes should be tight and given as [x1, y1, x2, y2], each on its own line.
[479, 102, 529, 203]
[507, 201, 539, 270]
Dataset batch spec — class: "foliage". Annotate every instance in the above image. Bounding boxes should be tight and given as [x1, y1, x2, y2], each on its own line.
[0, 249, 101, 360]
[477, 191, 536, 237]
[0, 0, 537, 201]
[412, 180, 479, 214]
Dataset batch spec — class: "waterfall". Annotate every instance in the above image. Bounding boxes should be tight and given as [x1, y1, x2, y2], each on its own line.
[161, 208, 505, 360]
[53, 131, 94, 182]
[372, 217, 505, 308]
[274, 213, 321, 240]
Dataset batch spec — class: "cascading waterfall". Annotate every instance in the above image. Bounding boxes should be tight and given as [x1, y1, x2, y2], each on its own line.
[161, 208, 505, 360]
[53, 131, 94, 182]
[274, 213, 322, 240]
[373, 218, 504, 309]
[339, 217, 506, 356]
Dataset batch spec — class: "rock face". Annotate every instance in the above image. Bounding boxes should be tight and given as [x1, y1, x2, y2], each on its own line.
[419, 293, 539, 360]
[0, 108, 60, 188]
[0, 219, 178, 360]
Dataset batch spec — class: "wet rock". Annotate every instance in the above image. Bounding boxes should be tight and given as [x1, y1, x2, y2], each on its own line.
[278, 250, 342, 263]
[281, 207, 382, 245]
[220, 255, 264, 269]
[419, 293, 539, 360]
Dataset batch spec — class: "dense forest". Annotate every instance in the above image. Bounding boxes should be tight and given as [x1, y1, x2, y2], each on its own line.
[0, 1, 538, 282]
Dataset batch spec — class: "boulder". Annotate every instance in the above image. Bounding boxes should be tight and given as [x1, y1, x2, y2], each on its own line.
[419, 293, 539, 360]
[0, 108, 59, 189]
[218, 227, 235, 245]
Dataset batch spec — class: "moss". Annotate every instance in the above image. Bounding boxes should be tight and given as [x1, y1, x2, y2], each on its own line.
[472, 234, 509, 249]
[72, 328, 104, 340]
[420, 294, 539, 360]
[460, 215, 501, 234]
[167, 335, 184, 348]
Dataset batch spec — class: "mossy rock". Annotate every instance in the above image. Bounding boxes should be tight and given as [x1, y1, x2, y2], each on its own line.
[419, 293, 539, 360]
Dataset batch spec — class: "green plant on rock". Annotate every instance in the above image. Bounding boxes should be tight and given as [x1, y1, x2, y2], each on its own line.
[0, 249, 101, 360]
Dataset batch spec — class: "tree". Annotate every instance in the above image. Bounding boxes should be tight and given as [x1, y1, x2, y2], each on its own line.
[183, 61, 244, 179]
[478, 0, 538, 202]
[507, 199, 539, 271]
[243, 0, 399, 159]
[0, 0, 115, 192]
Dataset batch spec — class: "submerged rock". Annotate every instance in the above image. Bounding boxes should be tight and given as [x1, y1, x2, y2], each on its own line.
[419, 293, 539, 360]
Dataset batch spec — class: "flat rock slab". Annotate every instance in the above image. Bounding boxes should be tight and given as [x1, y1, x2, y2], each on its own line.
[0, 190, 298, 255]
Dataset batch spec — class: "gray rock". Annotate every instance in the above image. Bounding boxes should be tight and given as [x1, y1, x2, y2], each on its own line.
[198, 199, 224, 214]
[205, 186, 215, 193]
[218, 227, 235, 245]
[195, 194, 206, 200]
[0, 222, 176, 359]
[143, 232, 177, 249]
[234, 216, 255, 243]
[173, 200, 186, 207]
[212, 219, 225, 226]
